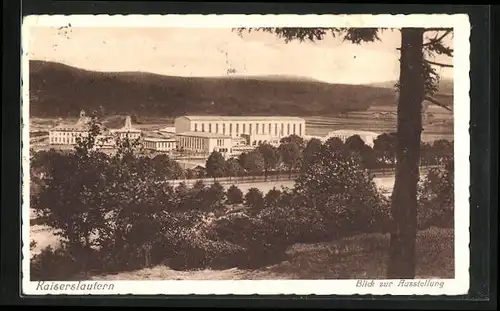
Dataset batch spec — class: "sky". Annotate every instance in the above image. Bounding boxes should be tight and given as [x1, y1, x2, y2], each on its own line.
[28, 27, 454, 85]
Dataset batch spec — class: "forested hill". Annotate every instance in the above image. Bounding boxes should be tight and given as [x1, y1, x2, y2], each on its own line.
[28, 60, 451, 118]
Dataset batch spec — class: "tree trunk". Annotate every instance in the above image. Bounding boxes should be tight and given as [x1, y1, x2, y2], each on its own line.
[387, 28, 424, 279]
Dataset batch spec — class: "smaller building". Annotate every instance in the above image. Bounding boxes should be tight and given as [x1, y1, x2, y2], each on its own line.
[159, 126, 176, 134]
[49, 110, 92, 145]
[177, 131, 232, 158]
[109, 116, 142, 141]
[323, 130, 380, 148]
[230, 145, 255, 157]
[143, 137, 177, 153]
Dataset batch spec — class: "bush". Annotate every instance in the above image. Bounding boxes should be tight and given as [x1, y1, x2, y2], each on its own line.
[204, 212, 289, 269]
[264, 187, 282, 208]
[417, 157, 454, 229]
[245, 188, 265, 214]
[291, 145, 391, 242]
[167, 228, 246, 270]
[31, 246, 97, 281]
[226, 185, 244, 205]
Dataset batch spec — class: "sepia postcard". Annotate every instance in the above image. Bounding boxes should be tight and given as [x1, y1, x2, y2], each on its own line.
[21, 14, 470, 296]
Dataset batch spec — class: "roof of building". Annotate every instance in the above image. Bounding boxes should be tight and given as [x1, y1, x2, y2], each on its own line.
[177, 115, 305, 122]
[177, 131, 232, 139]
[326, 130, 380, 138]
[159, 126, 176, 132]
[144, 131, 176, 139]
[143, 137, 177, 142]
[50, 125, 89, 132]
[110, 128, 142, 133]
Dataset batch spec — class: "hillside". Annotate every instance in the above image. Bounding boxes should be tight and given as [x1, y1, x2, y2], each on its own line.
[29, 60, 405, 118]
[29, 61, 453, 118]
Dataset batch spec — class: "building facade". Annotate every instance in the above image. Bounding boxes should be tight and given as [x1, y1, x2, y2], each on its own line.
[109, 116, 142, 141]
[176, 131, 232, 157]
[143, 137, 177, 152]
[49, 110, 92, 145]
[174, 116, 306, 147]
[49, 113, 143, 147]
[323, 130, 380, 148]
[49, 128, 89, 145]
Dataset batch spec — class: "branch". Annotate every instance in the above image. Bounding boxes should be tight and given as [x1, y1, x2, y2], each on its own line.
[423, 30, 452, 46]
[423, 27, 453, 32]
[425, 59, 453, 68]
[424, 96, 452, 112]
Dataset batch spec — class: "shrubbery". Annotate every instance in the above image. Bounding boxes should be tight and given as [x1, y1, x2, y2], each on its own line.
[417, 156, 454, 229]
[30, 116, 452, 280]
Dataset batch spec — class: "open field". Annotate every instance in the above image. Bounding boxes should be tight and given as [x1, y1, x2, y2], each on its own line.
[89, 227, 453, 280]
[303, 110, 453, 142]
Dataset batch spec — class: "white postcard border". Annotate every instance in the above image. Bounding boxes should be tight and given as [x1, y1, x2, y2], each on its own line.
[21, 13, 471, 296]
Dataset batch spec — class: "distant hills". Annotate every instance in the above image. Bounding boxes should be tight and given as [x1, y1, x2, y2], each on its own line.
[28, 60, 453, 118]
[368, 79, 453, 95]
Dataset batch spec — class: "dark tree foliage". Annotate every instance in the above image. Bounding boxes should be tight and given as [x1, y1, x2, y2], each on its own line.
[225, 157, 244, 180]
[280, 134, 305, 148]
[264, 187, 282, 208]
[418, 156, 454, 229]
[239, 150, 265, 175]
[244, 188, 265, 214]
[257, 143, 281, 180]
[206, 151, 227, 180]
[344, 135, 367, 154]
[204, 182, 227, 211]
[373, 132, 398, 166]
[278, 142, 301, 178]
[324, 137, 345, 151]
[302, 138, 323, 171]
[226, 185, 244, 205]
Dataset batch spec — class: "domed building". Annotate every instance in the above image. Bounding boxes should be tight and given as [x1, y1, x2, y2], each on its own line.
[48, 110, 95, 145]
[322, 130, 380, 148]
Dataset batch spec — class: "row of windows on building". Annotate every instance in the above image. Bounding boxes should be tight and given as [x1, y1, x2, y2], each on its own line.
[193, 122, 303, 137]
[179, 136, 207, 151]
[50, 136, 77, 144]
[144, 141, 176, 150]
[54, 131, 85, 136]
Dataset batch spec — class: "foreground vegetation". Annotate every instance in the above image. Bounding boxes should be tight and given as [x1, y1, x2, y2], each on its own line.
[91, 227, 453, 280]
[30, 115, 454, 281]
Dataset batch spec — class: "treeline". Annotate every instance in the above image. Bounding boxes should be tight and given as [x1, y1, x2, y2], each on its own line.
[30, 118, 454, 280]
[203, 132, 453, 180]
[31, 132, 453, 186]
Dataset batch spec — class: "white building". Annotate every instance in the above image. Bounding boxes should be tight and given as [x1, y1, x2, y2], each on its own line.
[323, 130, 380, 147]
[176, 131, 232, 158]
[159, 126, 176, 134]
[49, 110, 91, 145]
[49, 112, 142, 148]
[143, 137, 177, 152]
[174, 115, 306, 147]
[109, 116, 142, 141]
